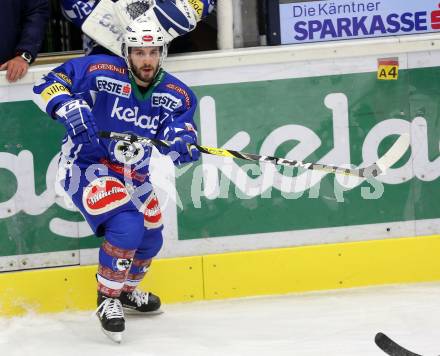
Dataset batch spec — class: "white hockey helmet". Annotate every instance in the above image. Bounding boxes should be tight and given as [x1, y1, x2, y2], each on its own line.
[121, 17, 168, 76]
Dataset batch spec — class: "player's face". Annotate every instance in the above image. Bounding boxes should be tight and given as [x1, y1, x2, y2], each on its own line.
[129, 47, 161, 85]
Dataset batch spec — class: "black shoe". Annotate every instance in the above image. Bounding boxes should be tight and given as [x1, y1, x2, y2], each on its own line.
[96, 293, 125, 343]
[119, 289, 162, 314]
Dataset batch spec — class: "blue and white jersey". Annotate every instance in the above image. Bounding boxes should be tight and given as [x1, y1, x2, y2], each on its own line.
[61, 0, 99, 28]
[33, 54, 198, 184]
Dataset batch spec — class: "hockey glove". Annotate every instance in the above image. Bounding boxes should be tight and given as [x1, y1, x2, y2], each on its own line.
[130, 0, 198, 43]
[55, 99, 98, 145]
[163, 134, 200, 165]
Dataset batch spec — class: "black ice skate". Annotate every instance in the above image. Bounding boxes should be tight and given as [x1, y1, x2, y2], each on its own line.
[119, 289, 162, 315]
[95, 293, 125, 343]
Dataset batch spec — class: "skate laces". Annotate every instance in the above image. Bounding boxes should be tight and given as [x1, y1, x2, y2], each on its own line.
[128, 289, 150, 307]
[96, 298, 124, 319]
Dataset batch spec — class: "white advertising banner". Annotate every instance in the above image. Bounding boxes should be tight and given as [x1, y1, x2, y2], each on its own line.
[280, 0, 440, 44]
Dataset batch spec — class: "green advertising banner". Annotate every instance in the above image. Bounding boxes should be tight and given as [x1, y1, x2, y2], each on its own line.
[177, 66, 440, 239]
[0, 54, 439, 270]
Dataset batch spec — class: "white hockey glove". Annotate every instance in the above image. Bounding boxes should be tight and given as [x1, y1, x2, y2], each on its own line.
[116, 0, 197, 43]
[114, 0, 153, 33]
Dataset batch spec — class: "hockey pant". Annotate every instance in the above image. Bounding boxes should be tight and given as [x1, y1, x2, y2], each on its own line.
[62, 166, 163, 297]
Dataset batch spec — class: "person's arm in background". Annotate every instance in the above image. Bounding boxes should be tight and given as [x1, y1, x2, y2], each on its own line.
[61, 0, 98, 28]
[0, 0, 50, 82]
[60, 0, 106, 55]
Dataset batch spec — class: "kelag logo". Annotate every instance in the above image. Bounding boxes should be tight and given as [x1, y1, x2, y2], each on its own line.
[279, 0, 440, 44]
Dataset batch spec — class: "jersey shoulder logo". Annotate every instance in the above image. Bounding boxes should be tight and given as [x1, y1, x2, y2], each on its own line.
[54, 72, 73, 86]
[88, 63, 127, 75]
[40, 83, 70, 102]
[165, 83, 191, 108]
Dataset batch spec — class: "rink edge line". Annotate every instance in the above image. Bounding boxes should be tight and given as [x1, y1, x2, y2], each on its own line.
[1, 234, 440, 316]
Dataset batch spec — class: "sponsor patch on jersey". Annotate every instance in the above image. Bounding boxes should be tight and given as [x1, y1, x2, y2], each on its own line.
[82, 176, 130, 215]
[113, 140, 145, 165]
[165, 83, 191, 108]
[151, 93, 182, 111]
[88, 63, 126, 75]
[54, 72, 72, 85]
[41, 83, 70, 102]
[96, 76, 131, 98]
[111, 97, 159, 134]
[141, 192, 162, 229]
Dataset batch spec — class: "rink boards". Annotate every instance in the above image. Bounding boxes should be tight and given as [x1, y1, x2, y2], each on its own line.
[1, 34, 440, 315]
[1, 234, 440, 315]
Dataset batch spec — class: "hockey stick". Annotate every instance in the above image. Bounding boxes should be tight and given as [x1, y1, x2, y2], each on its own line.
[375, 332, 422, 356]
[99, 131, 410, 178]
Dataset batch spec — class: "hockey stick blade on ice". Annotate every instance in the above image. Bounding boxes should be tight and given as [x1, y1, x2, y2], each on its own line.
[99, 131, 410, 178]
[375, 332, 422, 356]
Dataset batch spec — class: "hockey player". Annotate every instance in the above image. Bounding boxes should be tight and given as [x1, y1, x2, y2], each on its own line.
[61, 0, 216, 54]
[32, 17, 200, 343]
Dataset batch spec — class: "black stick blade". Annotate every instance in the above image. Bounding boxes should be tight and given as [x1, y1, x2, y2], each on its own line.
[375, 332, 422, 356]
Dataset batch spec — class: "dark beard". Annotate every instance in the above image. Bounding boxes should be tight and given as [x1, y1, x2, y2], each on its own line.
[131, 65, 156, 85]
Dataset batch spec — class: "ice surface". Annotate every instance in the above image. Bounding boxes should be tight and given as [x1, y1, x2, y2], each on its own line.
[1, 283, 440, 356]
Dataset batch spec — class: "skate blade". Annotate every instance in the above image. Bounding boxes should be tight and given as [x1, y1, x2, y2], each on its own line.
[101, 328, 123, 344]
[123, 307, 164, 316]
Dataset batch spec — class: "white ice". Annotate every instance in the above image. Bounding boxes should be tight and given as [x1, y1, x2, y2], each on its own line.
[1, 283, 440, 356]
